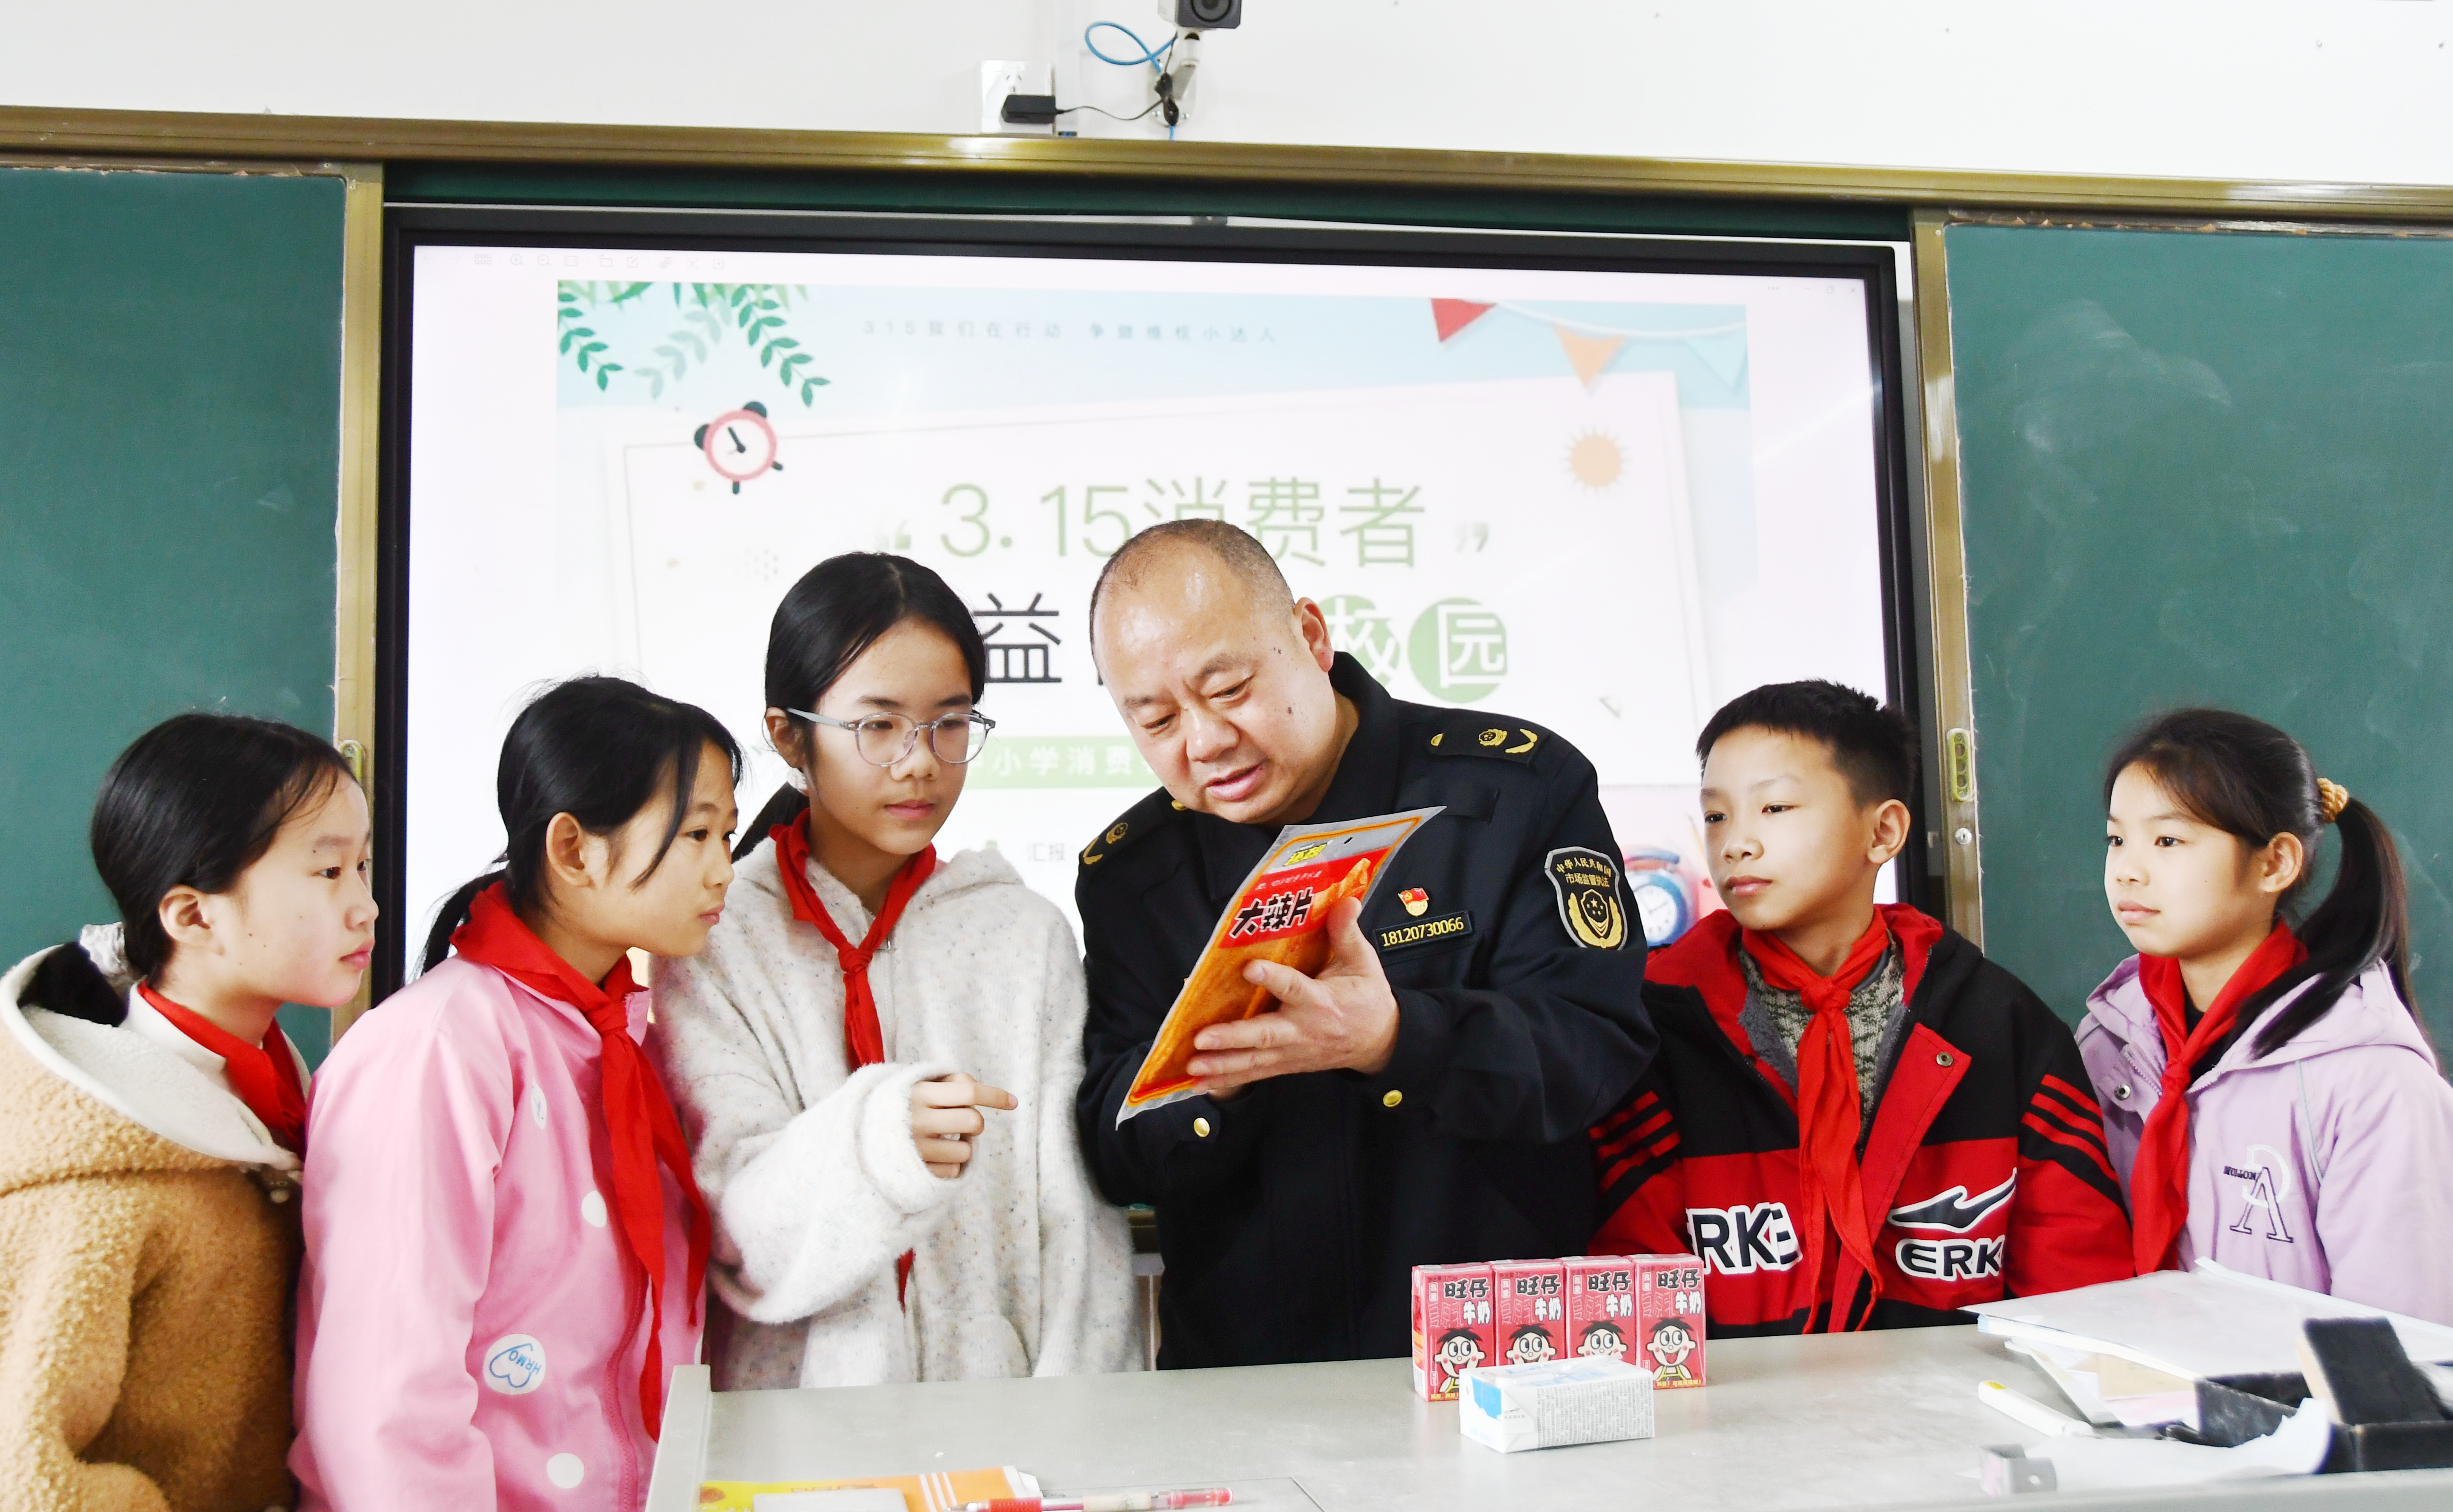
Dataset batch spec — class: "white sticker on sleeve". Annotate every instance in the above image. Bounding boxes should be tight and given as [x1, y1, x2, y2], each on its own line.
[483, 1333, 547, 1394]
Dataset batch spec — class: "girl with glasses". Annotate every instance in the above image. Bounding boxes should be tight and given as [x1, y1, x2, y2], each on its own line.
[651, 552, 1140, 1388]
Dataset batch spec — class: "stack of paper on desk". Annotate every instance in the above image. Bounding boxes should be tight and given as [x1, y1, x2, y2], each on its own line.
[2001, 1338, 2195, 1430]
[1965, 1263, 2453, 1383]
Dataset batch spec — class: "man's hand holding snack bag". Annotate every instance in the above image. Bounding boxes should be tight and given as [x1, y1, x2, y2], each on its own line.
[1187, 896, 1399, 1095]
[1116, 810, 1436, 1123]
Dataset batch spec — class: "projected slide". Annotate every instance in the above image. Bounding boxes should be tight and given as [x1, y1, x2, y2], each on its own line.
[405, 245, 1892, 949]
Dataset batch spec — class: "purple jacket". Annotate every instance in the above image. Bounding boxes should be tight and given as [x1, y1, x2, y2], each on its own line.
[2079, 957, 2453, 1325]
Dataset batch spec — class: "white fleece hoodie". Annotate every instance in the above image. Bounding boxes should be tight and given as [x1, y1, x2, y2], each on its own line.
[649, 838, 1141, 1389]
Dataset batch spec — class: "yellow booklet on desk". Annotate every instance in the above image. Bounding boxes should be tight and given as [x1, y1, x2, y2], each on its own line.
[701, 1465, 1037, 1512]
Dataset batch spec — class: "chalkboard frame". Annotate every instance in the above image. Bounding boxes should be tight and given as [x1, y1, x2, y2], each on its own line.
[13, 104, 2453, 225]
[370, 207, 1928, 1002]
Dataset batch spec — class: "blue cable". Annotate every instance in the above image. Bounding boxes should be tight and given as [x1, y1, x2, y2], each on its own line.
[1084, 21, 1179, 137]
[1084, 20, 1172, 72]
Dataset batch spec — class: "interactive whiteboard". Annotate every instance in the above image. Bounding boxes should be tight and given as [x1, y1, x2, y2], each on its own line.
[399, 233, 1899, 958]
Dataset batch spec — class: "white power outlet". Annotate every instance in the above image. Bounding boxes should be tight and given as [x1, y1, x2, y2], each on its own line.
[979, 60, 1053, 136]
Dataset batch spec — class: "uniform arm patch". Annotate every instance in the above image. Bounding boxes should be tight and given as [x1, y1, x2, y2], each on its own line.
[1545, 846, 1629, 950]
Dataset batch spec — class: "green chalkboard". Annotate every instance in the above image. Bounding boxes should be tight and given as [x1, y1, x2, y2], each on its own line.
[1948, 222, 2453, 1051]
[0, 166, 346, 1063]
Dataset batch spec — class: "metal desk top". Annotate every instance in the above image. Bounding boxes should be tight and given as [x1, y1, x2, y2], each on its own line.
[649, 1325, 2453, 1512]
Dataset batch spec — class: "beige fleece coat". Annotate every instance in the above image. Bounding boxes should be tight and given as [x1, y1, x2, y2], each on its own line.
[0, 933, 307, 1512]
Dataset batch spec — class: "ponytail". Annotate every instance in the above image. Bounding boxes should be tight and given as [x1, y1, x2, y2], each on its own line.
[24, 942, 128, 1026]
[2106, 708, 2418, 1055]
[734, 784, 810, 864]
[2251, 795, 2412, 1056]
[419, 677, 741, 984]
[421, 870, 507, 976]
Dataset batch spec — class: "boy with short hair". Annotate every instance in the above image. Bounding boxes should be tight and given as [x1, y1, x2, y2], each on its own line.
[1591, 681, 2132, 1332]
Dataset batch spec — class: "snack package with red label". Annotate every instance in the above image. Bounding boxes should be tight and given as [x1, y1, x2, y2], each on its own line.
[1563, 1255, 1638, 1364]
[1410, 1262, 1494, 1400]
[1630, 1252, 1708, 1388]
[1118, 806, 1441, 1122]
[1490, 1259, 1567, 1367]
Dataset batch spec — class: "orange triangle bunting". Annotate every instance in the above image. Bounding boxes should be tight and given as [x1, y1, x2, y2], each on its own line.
[1553, 325, 1627, 389]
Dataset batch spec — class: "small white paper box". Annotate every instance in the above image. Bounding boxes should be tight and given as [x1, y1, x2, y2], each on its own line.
[1458, 1356, 1656, 1453]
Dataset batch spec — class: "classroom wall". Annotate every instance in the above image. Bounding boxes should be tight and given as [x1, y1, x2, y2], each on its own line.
[5, 1, 2453, 185]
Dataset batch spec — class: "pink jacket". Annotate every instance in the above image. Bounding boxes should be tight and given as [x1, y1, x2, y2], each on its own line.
[2079, 957, 2453, 1324]
[291, 959, 702, 1512]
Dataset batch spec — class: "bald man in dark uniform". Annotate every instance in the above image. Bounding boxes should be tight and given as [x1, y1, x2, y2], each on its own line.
[1073, 519, 1656, 1367]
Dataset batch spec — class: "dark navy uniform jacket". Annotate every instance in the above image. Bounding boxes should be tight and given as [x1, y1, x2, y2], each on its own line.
[1073, 654, 1656, 1366]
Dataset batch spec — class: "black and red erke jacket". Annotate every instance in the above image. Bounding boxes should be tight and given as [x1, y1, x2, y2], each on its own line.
[1590, 905, 2134, 1333]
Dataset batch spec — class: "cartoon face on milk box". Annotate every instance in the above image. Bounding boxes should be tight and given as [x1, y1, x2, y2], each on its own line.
[1491, 1260, 1566, 1366]
[1632, 1253, 1708, 1388]
[1410, 1263, 1493, 1401]
[1564, 1255, 1636, 1363]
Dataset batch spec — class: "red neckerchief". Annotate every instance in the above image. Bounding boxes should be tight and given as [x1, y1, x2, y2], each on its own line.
[1737, 912, 1894, 1325]
[770, 821, 935, 1303]
[137, 981, 308, 1155]
[2130, 924, 2307, 1273]
[449, 883, 710, 1439]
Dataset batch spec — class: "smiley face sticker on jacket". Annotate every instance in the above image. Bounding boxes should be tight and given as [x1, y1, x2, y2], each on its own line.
[1545, 847, 1627, 950]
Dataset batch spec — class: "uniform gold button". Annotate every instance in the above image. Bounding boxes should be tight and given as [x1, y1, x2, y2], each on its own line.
[1382, 1090, 1404, 1108]
[1193, 1117, 1212, 1138]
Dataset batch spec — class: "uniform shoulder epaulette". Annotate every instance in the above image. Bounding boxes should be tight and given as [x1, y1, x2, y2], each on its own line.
[1424, 717, 1550, 766]
[1077, 786, 1186, 871]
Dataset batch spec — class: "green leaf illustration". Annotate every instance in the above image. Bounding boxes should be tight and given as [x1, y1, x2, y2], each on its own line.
[559, 280, 826, 404]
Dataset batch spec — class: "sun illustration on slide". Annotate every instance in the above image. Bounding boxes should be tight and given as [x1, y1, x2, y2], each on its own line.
[1566, 429, 1624, 490]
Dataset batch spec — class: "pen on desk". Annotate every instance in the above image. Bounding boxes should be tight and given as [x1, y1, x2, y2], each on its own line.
[960, 1492, 1232, 1512]
[1977, 1380, 2097, 1438]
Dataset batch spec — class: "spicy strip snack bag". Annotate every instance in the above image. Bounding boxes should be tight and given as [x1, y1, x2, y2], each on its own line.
[1118, 807, 1439, 1121]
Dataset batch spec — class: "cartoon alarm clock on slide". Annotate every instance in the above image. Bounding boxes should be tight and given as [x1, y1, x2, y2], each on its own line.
[695, 401, 784, 494]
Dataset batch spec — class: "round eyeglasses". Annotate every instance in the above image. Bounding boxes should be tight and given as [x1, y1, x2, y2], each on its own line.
[790, 708, 996, 768]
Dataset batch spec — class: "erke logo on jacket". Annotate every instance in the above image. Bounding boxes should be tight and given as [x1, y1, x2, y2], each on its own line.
[1686, 1202, 1803, 1275]
[1685, 1175, 2020, 1284]
[1887, 1174, 2016, 1281]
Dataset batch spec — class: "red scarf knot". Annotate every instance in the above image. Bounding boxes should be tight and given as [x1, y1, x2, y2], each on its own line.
[136, 982, 309, 1155]
[770, 821, 935, 1302]
[2128, 923, 2306, 1275]
[770, 821, 934, 1071]
[448, 883, 711, 1440]
[1738, 912, 1894, 1330]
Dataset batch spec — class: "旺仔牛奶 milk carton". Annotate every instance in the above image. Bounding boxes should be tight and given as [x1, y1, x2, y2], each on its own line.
[1563, 1255, 1638, 1364]
[1411, 1263, 1493, 1400]
[1490, 1259, 1567, 1367]
[1630, 1252, 1707, 1388]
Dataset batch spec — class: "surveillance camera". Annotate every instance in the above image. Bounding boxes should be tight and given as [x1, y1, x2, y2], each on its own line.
[1158, 0, 1240, 30]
